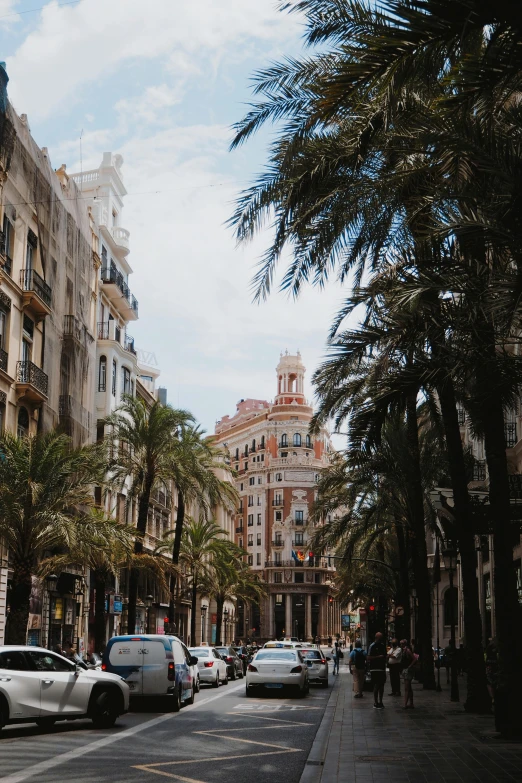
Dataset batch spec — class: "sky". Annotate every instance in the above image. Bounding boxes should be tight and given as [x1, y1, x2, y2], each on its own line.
[0, 0, 347, 438]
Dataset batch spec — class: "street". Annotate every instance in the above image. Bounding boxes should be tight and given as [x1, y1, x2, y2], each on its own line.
[0, 674, 331, 783]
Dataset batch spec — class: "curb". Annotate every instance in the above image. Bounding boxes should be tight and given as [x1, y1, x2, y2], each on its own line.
[299, 671, 343, 783]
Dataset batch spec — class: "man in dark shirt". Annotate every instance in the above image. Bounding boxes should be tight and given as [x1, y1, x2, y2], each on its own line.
[367, 632, 387, 709]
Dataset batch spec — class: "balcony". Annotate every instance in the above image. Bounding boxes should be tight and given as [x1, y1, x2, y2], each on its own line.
[505, 422, 517, 449]
[63, 315, 93, 348]
[472, 460, 487, 482]
[20, 269, 52, 317]
[235, 526, 244, 534]
[16, 360, 48, 402]
[293, 540, 306, 547]
[272, 498, 284, 507]
[271, 539, 284, 548]
[264, 557, 333, 569]
[111, 226, 130, 254]
[100, 262, 138, 321]
[125, 334, 137, 356]
[150, 487, 172, 508]
[59, 395, 91, 433]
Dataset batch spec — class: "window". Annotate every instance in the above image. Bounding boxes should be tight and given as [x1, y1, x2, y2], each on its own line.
[96, 422, 105, 443]
[274, 573, 282, 584]
[248, 534, 253, 546]
[249, 477, 255, 486]
[293, 433, 301, 446]
[306, 435, 312, 448]
[274, 493, 282, 505]
[245, 444, 249, 456]
[258, 476, 262, 484]
[235, 448, 239, 460]
[295, 510, 304, 524]
[0, 401, 4, 433]
[2, 214, 14, 274]
[112, 359, 117, 396]
[248, 555, 253, 566]
[256, 553, 261, 565]
[260, 436, 265, 449]
[276, 473, 283, 482]
[294, 572, 304, 583]
[0, 650, 28, 670]
[239, 538, 243, 548]
[275, 511, 282, 521]
[238, 518, 243, 528]
[98, 356, 107, 391]
[257, 514, 262, 525]
[17, 407, 29, 438]
[261, 454, 264, 461]
[275, 533, 282, 544]
[251, 439, 256, 452]
[444, 587, 458, 626]
[248, 514, 254, 526]
[280, 434, 288, 447]
[295, 533, 304, 545]
[21, 337, 31, 364]
[26, 240, 34, 271]
[248, 495, 254, 506]
[244, 462, 248, 470]
[257, 496, 262, 506]
[240, 483, 244, 491]
[314, 573, 321, 584]
[122, 366, 131, 396]
[26, 651, 73, 672]
[0, 308, 6, 351]
[257, 534, 261, 545]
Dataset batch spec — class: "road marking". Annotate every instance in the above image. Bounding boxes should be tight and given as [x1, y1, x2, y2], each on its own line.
[232, 703, 320, 711]
[0, 683, 245, 783]
[194, 729, 301, 751]
[226, 713, 312, 725]
[134, 750, 300, 780]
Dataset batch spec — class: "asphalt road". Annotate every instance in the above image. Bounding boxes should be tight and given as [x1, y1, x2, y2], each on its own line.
[0, 670, 332, 783]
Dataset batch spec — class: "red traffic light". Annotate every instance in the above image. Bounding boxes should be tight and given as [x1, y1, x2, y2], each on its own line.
[369, 604, 375, 611]
[164, 617, 169, 624]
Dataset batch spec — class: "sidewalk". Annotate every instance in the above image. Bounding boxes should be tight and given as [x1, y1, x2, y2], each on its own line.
[301, 661, 522, 783]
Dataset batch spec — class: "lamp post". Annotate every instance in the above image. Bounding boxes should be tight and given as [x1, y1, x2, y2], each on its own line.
[223, 608, 229, 645]
[145, 594, 154, 635]
[46, 574, 58, 650]
[442, 546, 459, 702]
[201, 603, 208, 644]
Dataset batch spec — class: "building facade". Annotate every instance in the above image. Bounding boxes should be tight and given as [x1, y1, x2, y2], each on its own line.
[214, 352, 340, 643]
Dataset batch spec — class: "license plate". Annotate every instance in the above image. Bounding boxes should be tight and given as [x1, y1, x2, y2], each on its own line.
[265, 683, 283, 688]
[127, 682, 136, 690]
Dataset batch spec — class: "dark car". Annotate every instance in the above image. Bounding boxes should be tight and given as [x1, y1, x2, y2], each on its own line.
[216, 646, 243, 680]
[234, 646, 251, 674]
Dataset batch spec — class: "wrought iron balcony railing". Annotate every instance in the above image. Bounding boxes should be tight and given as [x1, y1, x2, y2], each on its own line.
[505, 421, 517, 449]
[101, 262, 139, 317]
[63, 315, 92, 344]
[16, 360, 48, 396]
[472, 460, 487, 482]
[125, 335, 137, 355]
[20, 268, 52, 309]
[0, 348, 7, 373]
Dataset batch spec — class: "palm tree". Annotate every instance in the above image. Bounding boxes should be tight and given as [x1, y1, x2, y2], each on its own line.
[104, 395, 194, 634]
[0, 430, 109, 644]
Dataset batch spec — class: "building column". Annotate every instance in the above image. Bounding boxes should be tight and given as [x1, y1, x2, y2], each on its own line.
[285, 594, 292, 637]
[268, 595, 275, 639]
[305, 594, 312, 641]
[318, 595, 326, 640]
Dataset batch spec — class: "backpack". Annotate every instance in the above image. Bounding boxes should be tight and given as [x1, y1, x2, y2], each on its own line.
[354, 649, 366, 669]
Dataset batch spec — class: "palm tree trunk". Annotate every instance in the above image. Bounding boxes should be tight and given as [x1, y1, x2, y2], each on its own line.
[435, 374, 491, 712]
[394, 520, 411, 640]
[128, 479, 154, 634]
[405, 391, 436, 689]
[5, 559, 32, 645]
[169, 490, 186, 626]
[93, 570, 107, 653]
[190, 571, 198, 646]
[215, 596, 224, 646]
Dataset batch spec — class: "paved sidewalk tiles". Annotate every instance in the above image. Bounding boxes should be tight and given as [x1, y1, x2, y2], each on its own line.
[300, 663, 522, 783]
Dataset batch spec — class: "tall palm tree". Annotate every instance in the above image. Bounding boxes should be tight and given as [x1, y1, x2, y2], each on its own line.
[104, 395, 194, 634]
[0, 430, 109, 644]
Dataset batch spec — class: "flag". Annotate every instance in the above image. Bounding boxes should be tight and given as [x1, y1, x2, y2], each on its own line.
[292, 550, 305, 563]
[433, 541, 441, 584]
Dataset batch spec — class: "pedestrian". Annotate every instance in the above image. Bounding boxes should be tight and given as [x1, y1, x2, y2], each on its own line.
[485, 638, 498, 706]
[327, 635, 332, 647]
[367, 632, 387, 709]
[400, 639, 417, 709]
[53, 643, 64, 656]
[387, 638, 402, 696]
[332, 640, 342, 674]
[348, 639, 367, 698]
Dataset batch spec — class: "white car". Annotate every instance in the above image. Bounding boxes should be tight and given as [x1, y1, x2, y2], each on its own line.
[188, 647, 228, 688]
[181, 641, 200, 693]
[246, 648, 309, 697]
[0, 646, 129, 733]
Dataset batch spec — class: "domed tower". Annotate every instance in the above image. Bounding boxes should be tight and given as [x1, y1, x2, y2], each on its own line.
[275, 351, 306, 406]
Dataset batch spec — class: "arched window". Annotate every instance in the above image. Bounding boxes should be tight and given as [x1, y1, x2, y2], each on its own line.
[306, 434, 312, 448]
[235, 447, 239, 461]
[245, 444, 249, 456]
[17, 407, 29, 438]
[293, 433, 301, 447]
[112, 359, 117, 396]
[260, 436, 265, 449]
[98, 356, 107, 392]
[443, 586, 458, 626]
[280, 433, 288, 447]
[252, 438, 256, 452]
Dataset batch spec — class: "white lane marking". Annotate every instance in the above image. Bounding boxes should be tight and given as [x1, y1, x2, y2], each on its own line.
[232, 703, 320, 711]
[0, 683, 244, 783]
[134, 750, 300, 780]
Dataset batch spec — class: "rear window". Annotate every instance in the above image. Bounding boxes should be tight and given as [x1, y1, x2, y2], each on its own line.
[190, 648, 209, 657]
[0, 651, 28, 670]
[302, 650, 322, 660]
[256, 651, 297, 661]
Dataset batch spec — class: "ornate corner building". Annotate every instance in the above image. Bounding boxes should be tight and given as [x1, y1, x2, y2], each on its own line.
[214, 352, 340, 643]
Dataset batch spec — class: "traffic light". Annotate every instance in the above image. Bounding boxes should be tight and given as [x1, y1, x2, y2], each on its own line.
[308, 551, 314, 566]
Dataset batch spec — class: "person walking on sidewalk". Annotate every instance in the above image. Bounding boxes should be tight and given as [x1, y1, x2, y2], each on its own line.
[349, 639, 367, 698]
[387, 638, 402, 697]
[400, 639, 417, 709]
[368, 632, 387, 709]
[332, 640, 342, 674]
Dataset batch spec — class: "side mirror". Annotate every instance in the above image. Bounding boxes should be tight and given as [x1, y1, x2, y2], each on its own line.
[189, 656, 198, 665]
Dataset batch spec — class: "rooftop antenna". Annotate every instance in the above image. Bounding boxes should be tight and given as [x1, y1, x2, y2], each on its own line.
[79, 128, 83, 192]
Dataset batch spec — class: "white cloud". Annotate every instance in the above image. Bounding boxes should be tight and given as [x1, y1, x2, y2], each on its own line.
[0, 0, 20, 26]
[7, 0, 300, 120]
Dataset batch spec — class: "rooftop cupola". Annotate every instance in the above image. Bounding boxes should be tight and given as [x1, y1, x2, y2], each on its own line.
[275, 350, 306, 405]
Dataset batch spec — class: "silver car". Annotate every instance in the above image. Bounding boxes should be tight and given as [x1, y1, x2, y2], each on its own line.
[246, 648, 309, 697]
[188, 647, 228, 688]
[299, 647, 330, 687]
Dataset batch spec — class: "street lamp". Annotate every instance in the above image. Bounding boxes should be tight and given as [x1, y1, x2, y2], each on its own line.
[145, 594, 154, 635]
[441, 546, 459, 702]
[201, 603, 208, 644]
[46, 574, 58, 650]
[223, 608, 229, 645]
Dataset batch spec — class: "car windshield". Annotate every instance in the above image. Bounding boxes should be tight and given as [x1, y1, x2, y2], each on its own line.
[216, 648, 228, 655]
[302, 650, 322, 660]
[255, 651, 297, 661]
[189, 649, 209, 657]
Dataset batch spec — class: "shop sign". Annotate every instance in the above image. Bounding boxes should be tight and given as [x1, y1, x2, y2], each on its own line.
[341, 614, 351, 630]
[51, 597, 63, 621]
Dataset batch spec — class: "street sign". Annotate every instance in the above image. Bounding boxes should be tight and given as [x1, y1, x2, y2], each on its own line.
[341, 614, 351, 630]
[395, 606, 405, 617]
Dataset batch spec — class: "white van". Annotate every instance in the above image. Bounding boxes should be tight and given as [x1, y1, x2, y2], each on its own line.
[103, 634, 197, 711]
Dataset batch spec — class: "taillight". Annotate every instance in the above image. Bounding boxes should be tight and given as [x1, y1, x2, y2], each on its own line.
[204, 661, 214, 668]
[226, 656, 233, 662]
[321, 659, 326, 665]
[290, 665, 303, 673]
[101, 663, 107, 671]
[248, 664, 258, 672]
[168, 661, 175, 681]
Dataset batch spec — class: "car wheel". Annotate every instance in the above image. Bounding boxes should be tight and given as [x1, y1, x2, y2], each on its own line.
[194, 676, 200, 694]
[223, 674, 229, 685]
[185, 685, 195, 706]
[36, 717, 56, 729]
[231, 669, 236, 681]
[0, 699, 8, 734]
[245, 685, 253, 697]
[213, 674, 220, 688]
[172, 686, 182, 712]
[90, 689, 120, 728]
[239, 669, 244, 679]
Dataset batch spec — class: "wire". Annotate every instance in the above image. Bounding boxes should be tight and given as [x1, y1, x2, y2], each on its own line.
[0, 1, 81, 21]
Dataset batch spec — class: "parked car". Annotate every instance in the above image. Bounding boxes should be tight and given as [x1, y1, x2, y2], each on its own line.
[233, 646, 251, 674]
[246, 648, 309, 698]
[181, 641, 200, 693]
[188, 647, 228, 688]
[215, 646, 243, 680]
[102, 634, 197, 711]
[0, 645, 129, 733]
[299, 647, 330, 688]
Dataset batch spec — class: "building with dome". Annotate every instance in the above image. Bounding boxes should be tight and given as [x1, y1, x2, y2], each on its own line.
[214, 352, 340, 643]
